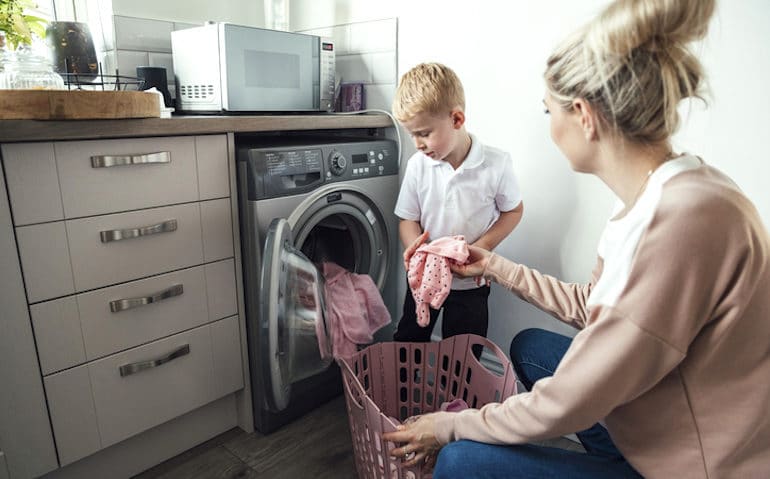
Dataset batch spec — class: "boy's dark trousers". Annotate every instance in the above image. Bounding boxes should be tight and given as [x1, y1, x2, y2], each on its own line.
[393, 280, 490, 342]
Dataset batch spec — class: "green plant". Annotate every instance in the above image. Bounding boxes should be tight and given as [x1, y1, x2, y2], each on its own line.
[0, 0, 47, 50]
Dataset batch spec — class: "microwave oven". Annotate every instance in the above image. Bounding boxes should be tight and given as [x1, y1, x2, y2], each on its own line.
[171, 23, 334, 113]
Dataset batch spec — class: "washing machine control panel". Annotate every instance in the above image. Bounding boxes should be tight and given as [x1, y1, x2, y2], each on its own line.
[328, 151, 347, 176]
[239, 138, 399, 200]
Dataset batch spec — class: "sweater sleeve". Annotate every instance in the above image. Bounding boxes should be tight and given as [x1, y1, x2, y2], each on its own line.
[433, 311, 685, 445]
[434, 174, 749, 446]
[481, 253, 600, 329]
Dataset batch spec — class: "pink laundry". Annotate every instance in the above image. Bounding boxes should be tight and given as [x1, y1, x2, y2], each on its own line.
[318, 262, 391, 359]
[407, 236, 470, 327]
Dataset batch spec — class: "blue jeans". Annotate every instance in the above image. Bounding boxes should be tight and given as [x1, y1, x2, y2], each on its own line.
[432, 328, 643, 479]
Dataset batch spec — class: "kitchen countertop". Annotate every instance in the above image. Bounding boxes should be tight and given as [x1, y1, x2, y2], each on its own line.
[0, 113, 394, 143]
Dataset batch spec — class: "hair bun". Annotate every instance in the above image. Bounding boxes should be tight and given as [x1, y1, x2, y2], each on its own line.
[586, 0, 715, 58]
[544, 0, 716, 144]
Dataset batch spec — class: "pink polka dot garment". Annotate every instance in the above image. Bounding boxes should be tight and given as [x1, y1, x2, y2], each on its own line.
[407, 235, 470, 327]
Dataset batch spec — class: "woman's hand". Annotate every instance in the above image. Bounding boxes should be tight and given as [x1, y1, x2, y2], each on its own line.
[383, 413, 443, 468]
[403, 230, 430, 272]
[451, 244, 492, 279]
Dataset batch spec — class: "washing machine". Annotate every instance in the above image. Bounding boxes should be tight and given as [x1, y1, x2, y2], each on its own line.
[236, 136, 400, 433]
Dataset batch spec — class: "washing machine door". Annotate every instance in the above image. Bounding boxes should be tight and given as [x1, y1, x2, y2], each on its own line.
[260, 217, 333, 411]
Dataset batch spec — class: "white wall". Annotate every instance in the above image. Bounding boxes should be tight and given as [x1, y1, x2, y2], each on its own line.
[292, 0, 770, 349]
[110, 0, 263, 25]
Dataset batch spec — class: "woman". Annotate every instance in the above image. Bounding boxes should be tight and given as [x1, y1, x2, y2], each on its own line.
[382, 0, 770, 477]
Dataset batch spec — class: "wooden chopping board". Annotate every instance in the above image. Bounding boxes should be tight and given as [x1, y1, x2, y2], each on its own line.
[0, 90, 160, 120]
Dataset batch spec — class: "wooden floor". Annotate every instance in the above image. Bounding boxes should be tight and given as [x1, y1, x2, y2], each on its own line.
[132, 395, 584, 479]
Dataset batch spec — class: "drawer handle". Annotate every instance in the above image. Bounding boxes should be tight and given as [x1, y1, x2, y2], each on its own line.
[100, 219, 177, 243]
[119, 344, 190, 377]
[90, 151, 171, 168]
[109, 284, 184, 313]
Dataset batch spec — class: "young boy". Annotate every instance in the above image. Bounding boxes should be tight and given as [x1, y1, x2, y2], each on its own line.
[392, 62, 524, 342]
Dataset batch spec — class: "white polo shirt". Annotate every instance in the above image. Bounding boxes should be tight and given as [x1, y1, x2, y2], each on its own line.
[395, 133, 522, 289]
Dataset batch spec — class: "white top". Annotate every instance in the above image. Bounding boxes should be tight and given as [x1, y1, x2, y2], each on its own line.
[588, 154, 702, 309]
[395, 133, 522, 289]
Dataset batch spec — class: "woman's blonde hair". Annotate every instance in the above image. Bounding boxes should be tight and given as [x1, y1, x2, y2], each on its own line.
[392, 63, 465, 122]
[545, 0, 716, 144]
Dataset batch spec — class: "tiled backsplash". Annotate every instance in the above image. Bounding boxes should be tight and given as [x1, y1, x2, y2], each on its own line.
[299, 18, 398, 111]
[100, 15, 198, 99]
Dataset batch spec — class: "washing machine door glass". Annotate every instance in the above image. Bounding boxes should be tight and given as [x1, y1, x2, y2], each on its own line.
[260, 217, 333, 411]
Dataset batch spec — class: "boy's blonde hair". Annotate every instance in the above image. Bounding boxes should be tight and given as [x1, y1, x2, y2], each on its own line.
[392, 63, 465, 122]
[544, 0, 715, 144]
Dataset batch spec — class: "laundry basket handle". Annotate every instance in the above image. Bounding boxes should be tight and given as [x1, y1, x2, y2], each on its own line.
[466, 334, 511, 375]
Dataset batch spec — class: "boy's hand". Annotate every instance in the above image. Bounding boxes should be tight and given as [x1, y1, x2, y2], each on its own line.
[404, 231, 430, 272]
[450, 244, 492, 279]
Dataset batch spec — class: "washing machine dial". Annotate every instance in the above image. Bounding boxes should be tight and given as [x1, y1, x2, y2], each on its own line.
[329, 151, 347, 176]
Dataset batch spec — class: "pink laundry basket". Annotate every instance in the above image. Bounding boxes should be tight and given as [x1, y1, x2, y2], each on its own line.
[337, 334, 517, 479]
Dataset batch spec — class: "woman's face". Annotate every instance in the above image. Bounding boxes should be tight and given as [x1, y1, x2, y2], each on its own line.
[544, 93, 595, 173]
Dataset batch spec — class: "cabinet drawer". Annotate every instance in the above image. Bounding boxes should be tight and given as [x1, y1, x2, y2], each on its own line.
[67, 202, 204, 292]
[44, 316, 243, 465]
[32, 259, 238, 374]
[3, 135, 229, 225]
[56, 136, 198, 218]
[18, 199, 233, 302]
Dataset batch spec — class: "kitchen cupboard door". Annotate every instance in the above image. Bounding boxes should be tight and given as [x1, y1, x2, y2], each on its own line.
[15, 221, 76, 302]
[44, 366, 102, 466]
[200, 198, 235, 262]
[1, 142, 64, 226]
[30, 297, 86, 375]
[210, 316, 244, 397]
[204, 259, 238, 321]
[195, 135, 230, 200]
[0, 160, 59, 477]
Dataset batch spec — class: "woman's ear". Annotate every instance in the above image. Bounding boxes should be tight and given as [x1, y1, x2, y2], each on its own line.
[450, 109, 466, 130]
[572, 99, 597, 141]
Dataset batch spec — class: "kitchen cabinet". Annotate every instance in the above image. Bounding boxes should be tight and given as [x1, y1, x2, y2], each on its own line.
[2, 133, 244, 475]
[0, 114, 393, 479]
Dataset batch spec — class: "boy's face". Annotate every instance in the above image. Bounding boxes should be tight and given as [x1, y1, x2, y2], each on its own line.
[401, 110, 466, 164]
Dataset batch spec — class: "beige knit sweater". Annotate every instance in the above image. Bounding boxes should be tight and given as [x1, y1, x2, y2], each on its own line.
[433, 156, 770, 478]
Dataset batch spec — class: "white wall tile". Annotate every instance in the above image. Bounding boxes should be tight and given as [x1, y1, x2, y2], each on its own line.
[116, 50, 149, 78]
[114, 15, 173, 53]
[301, 24, 351, 55]
[349, 18, 396, 54]
[173, 22, 200, 31]
[363, 83, 396, 111]
[336, 54, 371, 84]
[87, 0, 116, 51]
[101, 49, 117, 76]
[367, 51, 397, 85]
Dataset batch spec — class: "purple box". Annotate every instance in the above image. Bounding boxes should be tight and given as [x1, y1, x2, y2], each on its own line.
[337, 83, 364, 112]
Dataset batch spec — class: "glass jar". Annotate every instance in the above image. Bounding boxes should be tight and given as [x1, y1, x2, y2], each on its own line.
[3, 45, 65, 90]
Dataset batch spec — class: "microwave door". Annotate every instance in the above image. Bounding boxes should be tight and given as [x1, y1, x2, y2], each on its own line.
[223, 25, 318, 111]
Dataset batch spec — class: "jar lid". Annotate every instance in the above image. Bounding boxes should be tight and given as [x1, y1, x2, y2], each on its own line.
[6, 45, 54, 71]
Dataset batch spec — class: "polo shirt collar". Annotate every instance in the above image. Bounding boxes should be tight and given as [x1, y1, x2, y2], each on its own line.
[426, 133, 484, 170]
